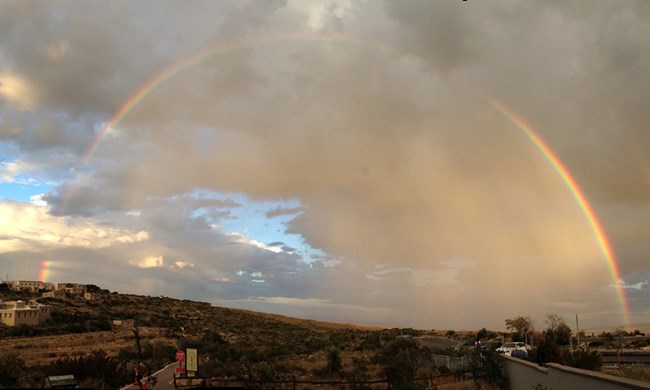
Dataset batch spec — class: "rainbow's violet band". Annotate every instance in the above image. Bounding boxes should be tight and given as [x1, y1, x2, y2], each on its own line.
[46, 32, 629, 326]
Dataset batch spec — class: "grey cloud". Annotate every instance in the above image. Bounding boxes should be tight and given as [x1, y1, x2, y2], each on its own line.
[266, 207, 303, 218]
[383, 0, 479, 73]
[1, 0, 649, 329]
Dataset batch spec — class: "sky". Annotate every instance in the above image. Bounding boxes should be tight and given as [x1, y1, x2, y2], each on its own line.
[0, 0, 648, 331]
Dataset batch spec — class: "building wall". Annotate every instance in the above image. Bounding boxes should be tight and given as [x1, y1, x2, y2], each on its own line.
[0, 301, 51, 327]
[503, 355, 650, 390]
[84, 292, 99, 300]
[8, 280, 52, 292]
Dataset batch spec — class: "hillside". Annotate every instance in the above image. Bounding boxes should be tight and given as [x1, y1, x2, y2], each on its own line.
[1, 286, 469, 388]
[0, 287, 394, 360]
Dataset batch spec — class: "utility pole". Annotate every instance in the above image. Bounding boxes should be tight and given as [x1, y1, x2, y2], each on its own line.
[575, 314, 580, 350]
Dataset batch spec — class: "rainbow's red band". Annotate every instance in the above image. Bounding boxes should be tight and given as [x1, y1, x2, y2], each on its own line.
[490, 98, 630, 326]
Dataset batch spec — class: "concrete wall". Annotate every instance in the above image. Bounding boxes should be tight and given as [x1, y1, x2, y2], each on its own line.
[503, 355, 650, 390]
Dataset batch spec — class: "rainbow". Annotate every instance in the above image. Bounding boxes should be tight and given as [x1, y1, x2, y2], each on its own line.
[74, 32, 630, 325]
[39, 259, 49, 282]
[489, 98, 630, 326]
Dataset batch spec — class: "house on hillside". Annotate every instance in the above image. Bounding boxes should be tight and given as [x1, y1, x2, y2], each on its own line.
[42, 290, 66, 299]
[7, 280, 53, 292]
[0, 300, 52, 327]
[84, 292, 100, 301]
[54, 283, 85, 295]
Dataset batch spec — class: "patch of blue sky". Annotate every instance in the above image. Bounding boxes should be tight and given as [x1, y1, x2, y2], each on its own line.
[189, 189, 326, 263]
[0, 181, 53, 203]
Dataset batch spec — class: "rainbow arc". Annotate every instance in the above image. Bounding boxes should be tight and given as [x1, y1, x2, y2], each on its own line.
[45, 31, 630, 326]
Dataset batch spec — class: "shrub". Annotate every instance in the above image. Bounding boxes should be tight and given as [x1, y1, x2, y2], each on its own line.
[0, 352, 27, 387]
[561, 349, 602, 371]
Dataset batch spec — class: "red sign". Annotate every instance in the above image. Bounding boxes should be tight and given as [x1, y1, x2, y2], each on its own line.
[176, 350, 185, 362]
[175, 367, 186, 373]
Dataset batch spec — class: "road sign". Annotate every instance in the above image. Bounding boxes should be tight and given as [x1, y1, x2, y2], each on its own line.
[175, 367, 186, 373]
[176, 349, 185, 362]
[186, 348, 198, 371]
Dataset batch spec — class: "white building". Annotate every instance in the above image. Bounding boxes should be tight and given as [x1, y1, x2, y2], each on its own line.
[0, 300, 52, 327]
[54, 283, 85, 295]
[6, 280, 53, 292]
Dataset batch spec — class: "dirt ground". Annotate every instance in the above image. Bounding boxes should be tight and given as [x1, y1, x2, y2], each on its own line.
[0, 327, 171, 366]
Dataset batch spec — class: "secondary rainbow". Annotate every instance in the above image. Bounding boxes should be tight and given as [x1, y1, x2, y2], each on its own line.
[81, 31, 406, 163]
[489, 98, 631, 326]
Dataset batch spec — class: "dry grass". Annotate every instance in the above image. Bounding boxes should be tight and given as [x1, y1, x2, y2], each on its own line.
[0, 327, 170, 366]
[233, 308, 387, 331]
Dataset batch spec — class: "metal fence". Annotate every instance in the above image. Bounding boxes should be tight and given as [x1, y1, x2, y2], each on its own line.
[431, 354, 467, 372]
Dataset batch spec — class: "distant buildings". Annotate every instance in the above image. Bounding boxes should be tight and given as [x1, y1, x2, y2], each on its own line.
[0, 300, 52, 327]
[1, 280, 89, 299]
[42, 290, 66, 299]
[0, 279, 101, 327]
[6, 280, 53, 292]
[84, 292, 100, 301]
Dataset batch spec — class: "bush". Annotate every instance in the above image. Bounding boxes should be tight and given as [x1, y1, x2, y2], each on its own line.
[562, 349, 602, 371]
[375, 337, 431, 389]
[0, 352, 27, 387]
[44, 349, 125, 388]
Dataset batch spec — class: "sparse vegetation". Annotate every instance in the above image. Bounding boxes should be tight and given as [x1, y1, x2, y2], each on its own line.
[11, 288, 645, 389]
[604, 364, 650, 383]
[3, 287, 439, 387]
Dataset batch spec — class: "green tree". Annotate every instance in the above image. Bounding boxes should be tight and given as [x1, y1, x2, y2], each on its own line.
[535, 335, 562, 364]
[375, 337, 430, 390]
[544, 314, 572, 346]
[476, 327, 489, 341]
[505, 316, 534, 342]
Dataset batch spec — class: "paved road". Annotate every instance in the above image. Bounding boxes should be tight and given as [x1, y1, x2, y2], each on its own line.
[121, 362, 180, 390]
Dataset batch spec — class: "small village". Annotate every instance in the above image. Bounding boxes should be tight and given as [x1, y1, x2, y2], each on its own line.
[0, 280, 101, 327]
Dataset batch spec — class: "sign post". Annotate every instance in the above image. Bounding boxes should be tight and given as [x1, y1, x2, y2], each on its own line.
[175, 349, 186, 380]
[186, 348, 198, 377]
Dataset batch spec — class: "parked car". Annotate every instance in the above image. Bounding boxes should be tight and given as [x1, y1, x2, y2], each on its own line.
[496, 342, 530, 356]
[479, 340, 502, 354]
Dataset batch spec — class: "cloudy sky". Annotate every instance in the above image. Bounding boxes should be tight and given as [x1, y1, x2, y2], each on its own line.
[1, 0, 648, 330]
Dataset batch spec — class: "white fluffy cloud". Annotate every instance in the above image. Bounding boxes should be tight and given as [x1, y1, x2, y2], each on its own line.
[0, 202, 149, 252]
[0, 74, 38, 110]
